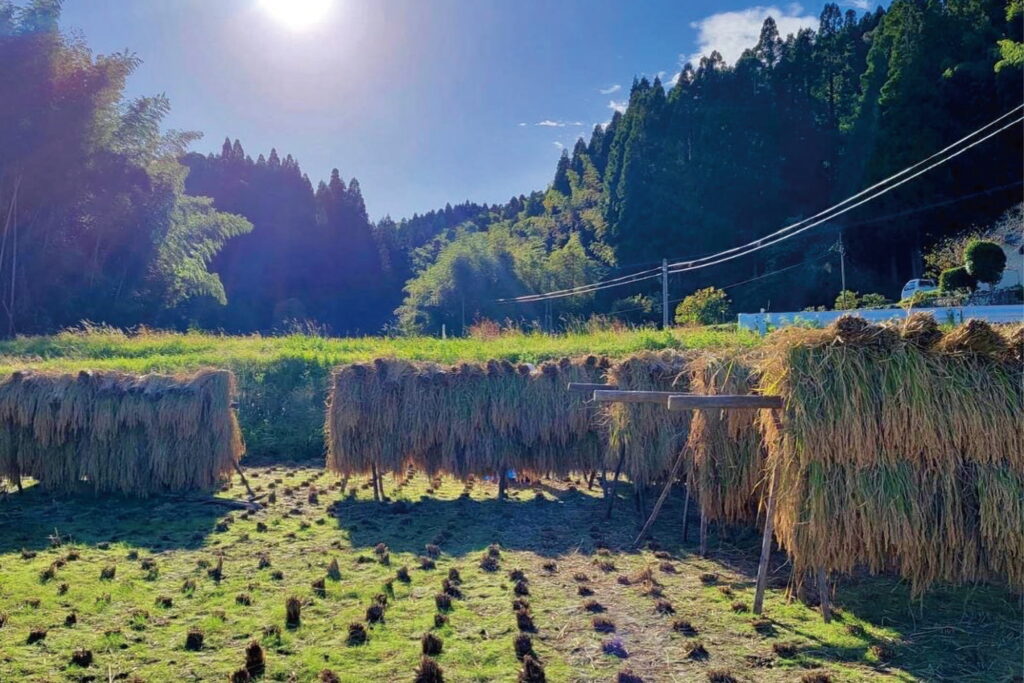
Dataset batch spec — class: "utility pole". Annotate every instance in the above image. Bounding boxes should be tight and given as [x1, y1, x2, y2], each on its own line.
[661, 258, 669, 329]
[839, 238, 846, 294]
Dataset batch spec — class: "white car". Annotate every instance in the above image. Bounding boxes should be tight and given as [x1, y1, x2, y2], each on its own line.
[901, 278, 938, 301]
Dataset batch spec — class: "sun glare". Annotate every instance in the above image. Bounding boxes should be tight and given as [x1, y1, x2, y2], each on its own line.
[260, 0, 333, 31]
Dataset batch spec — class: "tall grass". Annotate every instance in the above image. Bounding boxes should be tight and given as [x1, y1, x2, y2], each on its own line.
[0, 326, 758, 459]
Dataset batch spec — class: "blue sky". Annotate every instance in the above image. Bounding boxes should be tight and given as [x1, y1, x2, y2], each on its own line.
[59, 0, 868, 221]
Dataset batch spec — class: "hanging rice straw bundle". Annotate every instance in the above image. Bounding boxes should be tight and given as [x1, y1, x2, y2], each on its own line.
[758, 316, 1023, 593]
[686, 354, 764, 524]
[326, 356, 607, 481]
[0, 369, 242, 496]
[605, 351, 692, 486]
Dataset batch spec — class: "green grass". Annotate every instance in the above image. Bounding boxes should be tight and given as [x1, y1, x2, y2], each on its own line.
[1, 468, 1019, 682]
[0, 326, 758, 460]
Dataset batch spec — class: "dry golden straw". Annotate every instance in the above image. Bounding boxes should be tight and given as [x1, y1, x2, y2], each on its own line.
[758, 315, 1023, 592]
[325, 356, 607, 480]
[0, 369, 243, 496]
[685, 353, 764, 524]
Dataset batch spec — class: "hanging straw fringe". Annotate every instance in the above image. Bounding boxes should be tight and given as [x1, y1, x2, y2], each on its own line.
[0, 369, 243, 496]
[757, 315, 1023, 593]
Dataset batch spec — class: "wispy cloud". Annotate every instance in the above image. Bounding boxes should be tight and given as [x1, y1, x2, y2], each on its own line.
[517, 122, 527, 127]
[536, 120, 584, 127]
[844, 0, 872, 9]
[599, 84, 621, 95]
[608, 100, 627, 114]
[553, 141, 565, 149]
[687, 4, 818, 65]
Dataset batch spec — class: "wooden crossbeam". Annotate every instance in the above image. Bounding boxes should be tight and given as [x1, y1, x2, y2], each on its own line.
[666, 394, 783, 411]
[566, 382, 619, 393]
[592, 390, 683, 404]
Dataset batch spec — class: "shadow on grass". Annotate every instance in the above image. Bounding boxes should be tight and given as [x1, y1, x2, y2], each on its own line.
[0, 483, 229, 552]
[328, 481, 755, 565]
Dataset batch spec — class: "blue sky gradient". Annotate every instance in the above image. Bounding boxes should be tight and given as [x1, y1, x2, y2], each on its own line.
[60, 1, 863, 220]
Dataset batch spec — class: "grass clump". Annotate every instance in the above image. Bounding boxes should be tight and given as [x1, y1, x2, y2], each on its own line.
[346, 622, 368, 646]
[285, 597, 301, 628]
[184, 627, 204, 651]
[414, 656, 444, 683]
[421, 632, 443, 656]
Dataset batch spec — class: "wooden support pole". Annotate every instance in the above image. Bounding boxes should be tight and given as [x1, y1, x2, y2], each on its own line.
[232, 460, 256, 500]
[699, 512, 708, 557]
[816, 567, 832, 623]
[497, 466, 507, 501]
[632, 447, 687, 547]
[753, 408, 783, 616]
[370, 463, 381, 502]
[752, 462, 778, 615]
[604, 446, 626, 519]
[681, 483, 691, 543]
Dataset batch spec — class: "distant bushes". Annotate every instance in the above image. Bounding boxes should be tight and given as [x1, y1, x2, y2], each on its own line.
[675, 288, 732, 326]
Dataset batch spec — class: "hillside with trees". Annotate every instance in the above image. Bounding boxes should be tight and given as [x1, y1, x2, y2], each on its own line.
[0, 0, 1021, 335]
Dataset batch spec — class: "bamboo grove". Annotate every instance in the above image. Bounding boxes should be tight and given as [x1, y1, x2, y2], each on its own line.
[327, 315, 1023, 593]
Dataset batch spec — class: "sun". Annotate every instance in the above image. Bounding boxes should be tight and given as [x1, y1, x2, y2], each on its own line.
[260, 0, 333, 31]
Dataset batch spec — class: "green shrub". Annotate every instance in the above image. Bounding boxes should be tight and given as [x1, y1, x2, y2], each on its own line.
[938, 266, 977, 292]
[964, 240, 1007, 285]
[857, 293, 889, 308]
[834, 290, 859, 310]
[674, 288, 732, 326]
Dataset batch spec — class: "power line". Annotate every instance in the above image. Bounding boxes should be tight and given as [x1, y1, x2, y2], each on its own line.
[663, 105, 1024, 274]
[496, 105, 1023, 304]
[665, 113, 1023, 276]
[604, 181, 1024, 318]
[607, 251, 835, 316]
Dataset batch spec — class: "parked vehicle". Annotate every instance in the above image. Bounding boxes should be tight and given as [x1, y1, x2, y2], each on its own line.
[900, 278, 937, 301]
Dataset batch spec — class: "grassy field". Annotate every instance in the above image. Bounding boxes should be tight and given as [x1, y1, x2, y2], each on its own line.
[0, 326, 758, 460]
[1, 468, 1019, 682]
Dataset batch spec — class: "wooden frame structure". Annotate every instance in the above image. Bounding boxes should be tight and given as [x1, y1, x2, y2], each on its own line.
[569, 381, 829, 622]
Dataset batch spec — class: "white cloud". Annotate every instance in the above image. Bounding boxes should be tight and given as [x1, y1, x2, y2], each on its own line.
[687, 4, 818, 65]
[518, 122, 527, 127]
[667, 70, 682, 88]
[844, 0, 872, 9]
[608, 99, 627, 114]
[553, 141, 564, 149]
[599, 84, 621, 95]
[536, 119, 584, 127]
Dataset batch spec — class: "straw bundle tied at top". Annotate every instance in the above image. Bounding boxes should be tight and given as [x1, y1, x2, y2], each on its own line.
[0, 369, 242, 496]
[605, 351, 693, 486]
[758, 315, 1023, 592]
[685, 353, 764, 524]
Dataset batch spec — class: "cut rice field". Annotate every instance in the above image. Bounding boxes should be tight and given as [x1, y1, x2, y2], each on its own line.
[1, 468, 1020, 682]
[0, 326, 757, 460]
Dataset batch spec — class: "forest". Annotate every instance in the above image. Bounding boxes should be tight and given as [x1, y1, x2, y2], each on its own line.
[0, 0, 1021, 336]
